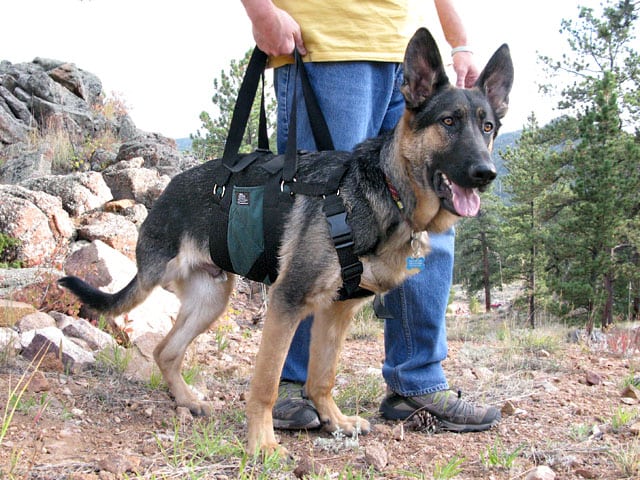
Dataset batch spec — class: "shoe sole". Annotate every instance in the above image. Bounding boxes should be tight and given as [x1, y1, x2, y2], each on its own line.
[273, 418, 322, 430]
[379, 402, 500, 433]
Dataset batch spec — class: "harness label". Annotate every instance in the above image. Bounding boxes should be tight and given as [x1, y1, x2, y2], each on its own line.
[236, 191, 251, 206]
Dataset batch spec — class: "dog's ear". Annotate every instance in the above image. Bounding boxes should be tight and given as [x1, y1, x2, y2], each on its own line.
[475, 44, 514, 119]
[401, 28, 450, 110]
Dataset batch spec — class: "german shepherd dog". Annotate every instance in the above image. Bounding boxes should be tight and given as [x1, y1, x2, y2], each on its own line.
[60, 28, 513, 455]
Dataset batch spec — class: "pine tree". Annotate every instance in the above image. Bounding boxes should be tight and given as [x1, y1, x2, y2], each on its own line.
[500, 115, 572, 327]
[191, 49, 277, 160]
[539, 0, 640, 326]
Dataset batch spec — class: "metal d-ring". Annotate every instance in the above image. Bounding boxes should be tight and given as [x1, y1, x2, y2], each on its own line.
[213, 184, 225, 197]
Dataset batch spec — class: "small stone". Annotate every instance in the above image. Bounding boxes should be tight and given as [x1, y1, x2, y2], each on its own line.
[98, 454, 140, 475]
[590, 424, 604, 440]
[392, 423, 404, 441]
[525, 465, 556, 480]
[501, 400, 517, 415]
[629, 422, 640, 435]
[293, 455, 325, 478]
[574, 467, 597, 479]
[585, 371, 602, 386]
[538, 381, 559, 393]
[473, 366, 494, 380]
[621, 384, 640, 400]
[27, 371, 50, 393]
[364, 441, 388, 470]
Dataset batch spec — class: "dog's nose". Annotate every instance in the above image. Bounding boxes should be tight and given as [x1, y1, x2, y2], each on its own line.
[470, 163, 497, 185]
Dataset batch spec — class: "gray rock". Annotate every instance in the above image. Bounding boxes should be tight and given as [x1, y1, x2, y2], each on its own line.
[0, 145, 53, 183]
[102, 157, 170, 208]
[115, 134, 191, 177]
[0, 185, 74, 267]
[525, 466, 556, 480]
[0, 327, 21, 354]
[21, 326, 95, 372]
[76, 211, 138, 259]
[16, 311, 57, 332]
[21, 171, 113, 216]
[62, 318, 117, 352]
[0, 267, 62, 297]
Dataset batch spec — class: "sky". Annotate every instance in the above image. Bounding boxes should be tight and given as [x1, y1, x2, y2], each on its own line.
[1, 0, 635, 139]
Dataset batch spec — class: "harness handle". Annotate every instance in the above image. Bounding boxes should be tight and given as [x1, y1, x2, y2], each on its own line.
[222, 47, 334, 178]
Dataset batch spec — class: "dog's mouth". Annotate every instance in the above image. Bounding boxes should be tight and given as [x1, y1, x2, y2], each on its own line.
[433, 171, 481, 217]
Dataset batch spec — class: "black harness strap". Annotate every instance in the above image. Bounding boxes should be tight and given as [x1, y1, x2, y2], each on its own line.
[322, 194, 374, 300]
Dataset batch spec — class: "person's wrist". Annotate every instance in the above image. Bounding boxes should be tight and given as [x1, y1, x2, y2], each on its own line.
[451, 46, 473, 56]
[243, 0, 276, 24]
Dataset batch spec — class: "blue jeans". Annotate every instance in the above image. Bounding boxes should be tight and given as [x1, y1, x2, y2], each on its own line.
[274, 61, 451, 397]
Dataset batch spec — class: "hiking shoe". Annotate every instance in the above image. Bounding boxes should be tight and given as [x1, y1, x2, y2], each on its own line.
[272, 381, 321, 430]
[379, 390, 501, 432]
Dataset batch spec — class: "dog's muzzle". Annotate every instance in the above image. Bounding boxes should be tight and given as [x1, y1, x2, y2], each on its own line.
[433, 163, 496, 217]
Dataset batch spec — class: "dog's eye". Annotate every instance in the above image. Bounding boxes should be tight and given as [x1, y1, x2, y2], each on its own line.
[483, 122, 494, 133]
[442, 117, 454, 127]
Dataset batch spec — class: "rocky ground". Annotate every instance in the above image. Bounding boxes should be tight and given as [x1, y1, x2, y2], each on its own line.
[1, 283, 639, 480]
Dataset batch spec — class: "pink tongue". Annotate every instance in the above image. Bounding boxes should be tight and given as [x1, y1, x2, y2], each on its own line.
[451, 184, 481, 217]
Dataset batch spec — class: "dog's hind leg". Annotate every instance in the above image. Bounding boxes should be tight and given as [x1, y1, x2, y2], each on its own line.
[154, 270, 235, 416]
[306, 298, 371, 436]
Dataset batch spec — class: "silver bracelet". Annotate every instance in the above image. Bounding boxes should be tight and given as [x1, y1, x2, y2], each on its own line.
[451, 46, 473, 56]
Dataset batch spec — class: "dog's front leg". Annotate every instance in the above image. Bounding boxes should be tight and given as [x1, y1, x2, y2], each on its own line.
[246, 295, 305, 457]
[306, 299, 371, 437]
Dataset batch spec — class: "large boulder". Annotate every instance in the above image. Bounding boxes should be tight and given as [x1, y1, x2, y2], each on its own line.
[102, 157, 170, 208]
[0, 185, 74, 267]
[0, 57, 135, 152]
[21, 171, 113, 216]
[115, 133, 198, 177]
[0, 142, 53, 184]
[76, 211, 138, 259]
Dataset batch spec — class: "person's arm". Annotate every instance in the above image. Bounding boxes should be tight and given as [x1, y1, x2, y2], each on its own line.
[433, 0, 478, 87]
[240, 0, 306, 56]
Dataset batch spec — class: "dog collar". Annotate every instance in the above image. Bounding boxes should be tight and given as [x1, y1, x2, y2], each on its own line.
[384, 174, 405, 213]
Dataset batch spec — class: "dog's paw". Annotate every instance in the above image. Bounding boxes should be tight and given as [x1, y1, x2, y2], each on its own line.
[182, 400, 213, 417]
[321, 414, 370, 437]
[259, 442, 291, 460]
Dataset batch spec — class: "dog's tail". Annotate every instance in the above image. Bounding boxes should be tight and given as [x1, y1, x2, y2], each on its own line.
[58, 275, 151, 316]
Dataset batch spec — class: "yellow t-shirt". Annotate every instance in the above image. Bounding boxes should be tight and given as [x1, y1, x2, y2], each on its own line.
[270, 0, 414, 66]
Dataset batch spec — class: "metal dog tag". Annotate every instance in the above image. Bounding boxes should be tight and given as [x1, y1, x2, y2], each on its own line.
[406, 256, 426, 271]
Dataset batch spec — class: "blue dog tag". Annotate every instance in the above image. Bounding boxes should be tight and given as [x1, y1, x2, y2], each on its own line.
[406, 256, 425, 271]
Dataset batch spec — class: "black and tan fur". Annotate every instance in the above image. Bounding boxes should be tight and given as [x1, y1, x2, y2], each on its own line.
[59, 28, 513, 455]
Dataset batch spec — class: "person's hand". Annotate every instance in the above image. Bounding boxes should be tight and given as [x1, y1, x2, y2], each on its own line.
[250, 6, 306, 56]
[452, 51, 479, 88]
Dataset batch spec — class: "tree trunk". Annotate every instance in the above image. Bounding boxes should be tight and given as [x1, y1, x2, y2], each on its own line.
[602, 269, 614, 328]
[528, 201, 536, 328]
[482, 231, 491, 312]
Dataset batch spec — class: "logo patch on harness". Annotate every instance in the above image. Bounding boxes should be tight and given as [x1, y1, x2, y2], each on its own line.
[236, 191, 251, 206]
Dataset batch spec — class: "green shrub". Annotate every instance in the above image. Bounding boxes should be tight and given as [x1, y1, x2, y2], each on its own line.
[0, 233, 22, 268]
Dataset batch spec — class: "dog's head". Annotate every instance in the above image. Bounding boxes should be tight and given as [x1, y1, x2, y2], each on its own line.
[397, 28, 513, 231]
